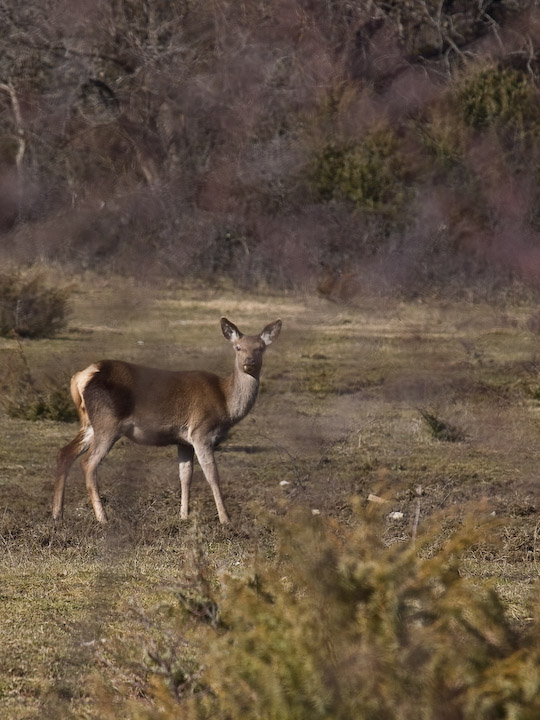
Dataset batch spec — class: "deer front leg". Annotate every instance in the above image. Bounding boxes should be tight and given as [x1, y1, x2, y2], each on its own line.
[193, 440, 230, 524]
[178, 444, 194, 520]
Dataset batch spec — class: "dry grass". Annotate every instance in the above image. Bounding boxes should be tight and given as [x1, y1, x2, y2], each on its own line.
[1, 274, 540, 716]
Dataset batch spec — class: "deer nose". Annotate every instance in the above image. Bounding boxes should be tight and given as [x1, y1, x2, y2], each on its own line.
[243, 359, 257, 372]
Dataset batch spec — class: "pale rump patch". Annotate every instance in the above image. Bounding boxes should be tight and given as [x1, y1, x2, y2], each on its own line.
[71, 363, 99, 427]
[74, 363, 100, 400]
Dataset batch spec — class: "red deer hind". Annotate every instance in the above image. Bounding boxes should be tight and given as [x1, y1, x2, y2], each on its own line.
[54, 317, 282, 524]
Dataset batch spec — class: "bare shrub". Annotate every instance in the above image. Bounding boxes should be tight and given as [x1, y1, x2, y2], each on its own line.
[0, 269, 70, 338]
[419, 407, 466, 442]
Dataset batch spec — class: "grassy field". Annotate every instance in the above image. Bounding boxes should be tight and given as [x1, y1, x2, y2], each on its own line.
[2, 275, 540, 717]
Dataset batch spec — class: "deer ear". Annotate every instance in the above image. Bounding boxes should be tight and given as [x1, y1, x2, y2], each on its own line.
[260, 319, 282, 346]
[221, 317, 242, 343]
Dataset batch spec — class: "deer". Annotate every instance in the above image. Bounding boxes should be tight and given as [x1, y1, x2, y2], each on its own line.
[53, 317, 282, 525]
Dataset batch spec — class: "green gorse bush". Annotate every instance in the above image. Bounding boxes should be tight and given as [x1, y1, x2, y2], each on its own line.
[7, 384, 78, 422]
[312, 129, 406, 216]
[457, 66, 540, 139]
[135, 508, 540, 720]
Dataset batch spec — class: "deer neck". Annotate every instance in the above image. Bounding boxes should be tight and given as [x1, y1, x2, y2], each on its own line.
[225, 364, 260, 424]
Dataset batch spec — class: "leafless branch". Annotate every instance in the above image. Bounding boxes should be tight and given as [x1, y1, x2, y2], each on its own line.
[0, 81, 25, 169]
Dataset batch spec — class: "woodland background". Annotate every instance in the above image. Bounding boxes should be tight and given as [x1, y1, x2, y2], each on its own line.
[2, 0, 540, 296]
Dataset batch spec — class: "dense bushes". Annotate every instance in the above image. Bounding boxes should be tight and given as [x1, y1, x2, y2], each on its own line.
[132, 509, 540, 720]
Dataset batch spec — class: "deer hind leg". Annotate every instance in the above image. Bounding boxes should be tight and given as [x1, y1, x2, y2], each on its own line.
[178, 445, 194, 520]
[53, 426, 93, 522]
[80, 431, 118, 524]
[193, 440, 230, 524]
